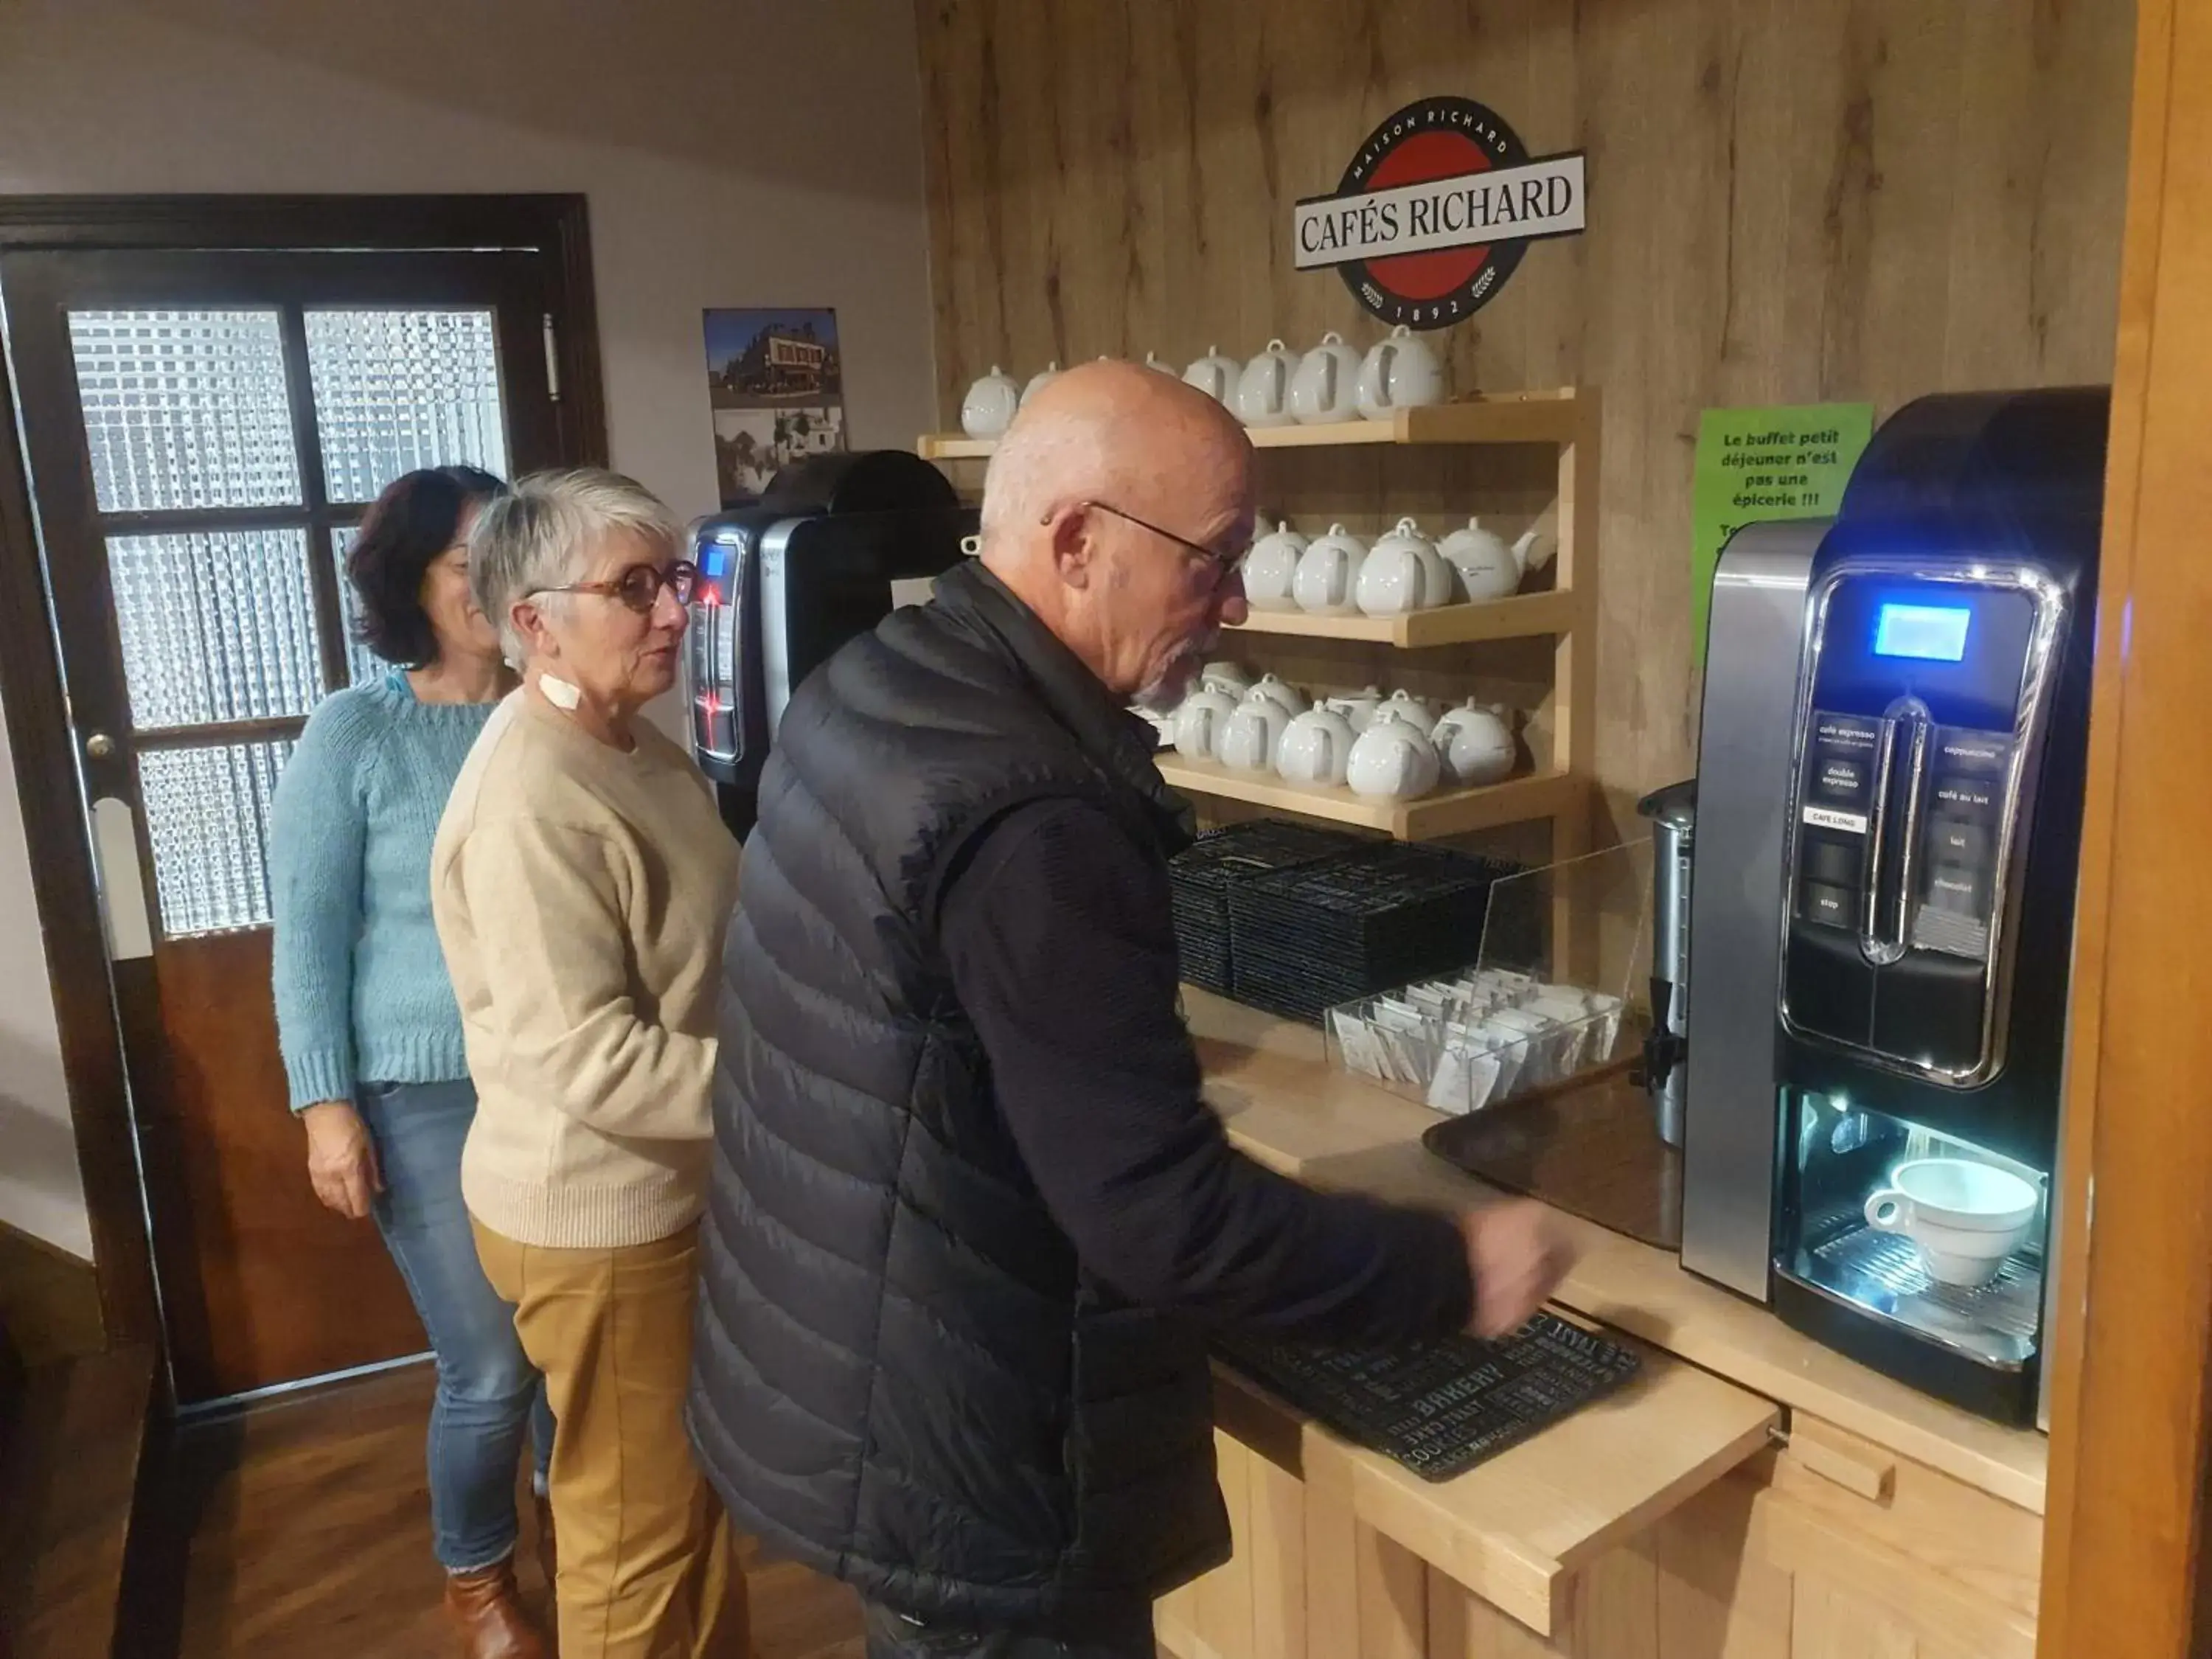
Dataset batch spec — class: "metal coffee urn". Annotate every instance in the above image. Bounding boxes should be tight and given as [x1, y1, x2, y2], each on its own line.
[1635, 782, 1696, 1148]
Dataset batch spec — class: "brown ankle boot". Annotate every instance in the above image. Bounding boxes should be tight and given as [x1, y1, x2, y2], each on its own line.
[444, 1559, 549, 1659]
[532, 1492, 558, 1593]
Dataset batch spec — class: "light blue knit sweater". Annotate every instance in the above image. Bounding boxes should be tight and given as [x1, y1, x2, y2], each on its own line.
[269, 672, 496, 1110]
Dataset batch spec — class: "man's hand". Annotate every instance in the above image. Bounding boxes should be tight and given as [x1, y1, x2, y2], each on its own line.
[301, 1099, 383, 1221]
[1459, 1200, 1577, 1338]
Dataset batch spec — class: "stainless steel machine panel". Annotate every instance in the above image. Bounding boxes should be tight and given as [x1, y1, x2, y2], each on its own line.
[1678, 519, 1826, 1301]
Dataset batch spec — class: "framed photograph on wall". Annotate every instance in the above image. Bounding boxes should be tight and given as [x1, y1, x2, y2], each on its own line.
[703, 307, 846, 506]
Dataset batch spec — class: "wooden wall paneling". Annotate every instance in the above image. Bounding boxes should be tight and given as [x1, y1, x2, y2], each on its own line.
[1789, 1576, 1920, 1659]
[2037, 2, 2212, 1656]
[1248, 1447, 1308, 1659]
[1355, 1511, 1428, 1659]
[1194, 1430, 1257, 1659]
[913, 0, 2133, 810]
[1650, 1472, 1796, 1658]
[1303, 1428, 1365, 1658]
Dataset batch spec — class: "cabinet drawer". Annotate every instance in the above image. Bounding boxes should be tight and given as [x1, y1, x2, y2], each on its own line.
[1772, 1412, 2042, 1618]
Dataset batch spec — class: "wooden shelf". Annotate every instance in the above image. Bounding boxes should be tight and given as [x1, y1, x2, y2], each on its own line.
[1230, 588, 1575, 647]
[1153, 757, 1581, 841]
[917, 389, 1586, 459]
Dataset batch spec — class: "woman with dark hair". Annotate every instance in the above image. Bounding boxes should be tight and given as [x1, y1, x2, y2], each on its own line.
[270, 465, 555, 1659]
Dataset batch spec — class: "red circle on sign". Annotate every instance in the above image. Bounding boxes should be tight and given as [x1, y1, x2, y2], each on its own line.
[1363, 129, 1492, 300]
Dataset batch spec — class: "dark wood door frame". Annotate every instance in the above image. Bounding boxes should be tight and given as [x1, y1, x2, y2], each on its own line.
[0, 194, 608, 1369]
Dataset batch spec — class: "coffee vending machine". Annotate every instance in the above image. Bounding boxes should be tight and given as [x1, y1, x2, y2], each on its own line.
[1682, 388, 2107, 1425]
[684, 450, 975, 838]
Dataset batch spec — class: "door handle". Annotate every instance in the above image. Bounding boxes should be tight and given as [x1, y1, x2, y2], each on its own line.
[90, 795, 154, 961]
[85, 731, 115, 759]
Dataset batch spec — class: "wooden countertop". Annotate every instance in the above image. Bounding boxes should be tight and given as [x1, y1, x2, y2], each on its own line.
[1186, 989, 2051, 1515]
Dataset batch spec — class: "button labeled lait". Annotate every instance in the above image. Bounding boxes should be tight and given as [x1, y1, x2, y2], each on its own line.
[1927, 818, 1990, 866]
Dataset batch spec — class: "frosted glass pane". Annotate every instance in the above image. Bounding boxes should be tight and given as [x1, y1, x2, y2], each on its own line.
[331, 526, 383, 687]
[139, 740, 292, 937]
[305, 310, 509, 504]
[67, 310, 303, 512]
[108, 529, 325, 729]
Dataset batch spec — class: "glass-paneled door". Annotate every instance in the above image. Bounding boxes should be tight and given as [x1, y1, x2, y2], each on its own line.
[4, 248, 563, 1401]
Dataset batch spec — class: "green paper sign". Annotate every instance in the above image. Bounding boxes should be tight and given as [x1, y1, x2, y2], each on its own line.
[1691, 403, 1874, 665]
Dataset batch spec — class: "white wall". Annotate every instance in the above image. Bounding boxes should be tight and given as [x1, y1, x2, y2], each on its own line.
[0, 0, 939, 1259]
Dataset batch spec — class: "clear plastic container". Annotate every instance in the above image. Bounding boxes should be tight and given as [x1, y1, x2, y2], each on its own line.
[1322, 840, 1652, 1114]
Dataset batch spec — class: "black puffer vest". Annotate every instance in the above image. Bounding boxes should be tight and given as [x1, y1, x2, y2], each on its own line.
[688, 563, 1226, 1627]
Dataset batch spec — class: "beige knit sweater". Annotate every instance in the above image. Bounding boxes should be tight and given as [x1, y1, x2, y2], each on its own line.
[431, 691, 740, 1248]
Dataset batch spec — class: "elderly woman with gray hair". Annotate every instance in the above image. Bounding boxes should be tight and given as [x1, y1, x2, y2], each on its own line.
[431, 468, 747, 1659]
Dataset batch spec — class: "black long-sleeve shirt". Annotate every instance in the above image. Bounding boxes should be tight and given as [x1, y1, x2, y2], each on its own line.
[939, 796, 1475, 1343]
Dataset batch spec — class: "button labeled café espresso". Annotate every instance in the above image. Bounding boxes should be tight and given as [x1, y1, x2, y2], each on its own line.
[1293, 96, 1589, 329]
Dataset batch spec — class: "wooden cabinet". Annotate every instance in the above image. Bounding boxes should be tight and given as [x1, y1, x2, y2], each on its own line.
[1159, 1410, 2041, 1659]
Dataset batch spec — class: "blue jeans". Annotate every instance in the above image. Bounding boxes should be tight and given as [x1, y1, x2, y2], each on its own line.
[359, 1079, 554, 1573]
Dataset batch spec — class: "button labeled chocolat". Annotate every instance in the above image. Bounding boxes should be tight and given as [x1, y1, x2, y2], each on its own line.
[1924, 864, 1987, 916]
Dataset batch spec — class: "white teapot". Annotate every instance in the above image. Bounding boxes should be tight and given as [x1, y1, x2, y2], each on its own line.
[1346, 711, 1442, 800]
[1432, 700, 1517, 785]
[1183, 344, 1239, 407]
[1438, 518, 1542, 602]
[1322, 685, 1386, 733]
[1020, 362, 1062, 406]
[1172, 686, 1239, 762]
[1275, 705, 1357, 789]
[1235, 339, 1300, 428]
[1355, 517, 1454, 616]
[1377, 688, 1441, 735]
[1290, 331, 1363, 424]
[1219, 692, 1293, 775]
[1245, 672, 1307, 718]
[1199, 661, 1253, 700]
[1292, 524, 1366, 615]
[1240, 521, 1307, 611]
[1356, 325, 1447, 420]
[960, 365, 1023, 439]
[1142, 349, 1177, 377]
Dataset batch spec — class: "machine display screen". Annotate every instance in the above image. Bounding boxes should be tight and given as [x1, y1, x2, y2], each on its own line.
[1872, 602, 1972, 662]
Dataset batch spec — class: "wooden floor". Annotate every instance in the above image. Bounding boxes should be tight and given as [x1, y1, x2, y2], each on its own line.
[144, 1363, 863, 1659]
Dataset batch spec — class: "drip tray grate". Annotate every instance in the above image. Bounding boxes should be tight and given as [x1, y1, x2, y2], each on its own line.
[1801, 1224, 2042, 1368]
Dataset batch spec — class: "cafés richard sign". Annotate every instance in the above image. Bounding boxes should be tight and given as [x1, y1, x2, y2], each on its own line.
[1294, 96, 1587, 330]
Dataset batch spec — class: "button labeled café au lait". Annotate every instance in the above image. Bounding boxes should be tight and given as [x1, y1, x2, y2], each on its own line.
[1932, 775, 1999, 818]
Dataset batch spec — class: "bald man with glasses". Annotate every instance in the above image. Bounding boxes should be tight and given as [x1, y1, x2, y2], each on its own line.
[690, 361, 1575, 1659]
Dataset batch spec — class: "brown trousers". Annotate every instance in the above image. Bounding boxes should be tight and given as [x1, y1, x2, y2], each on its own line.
[473, 1220, 749, 1659]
